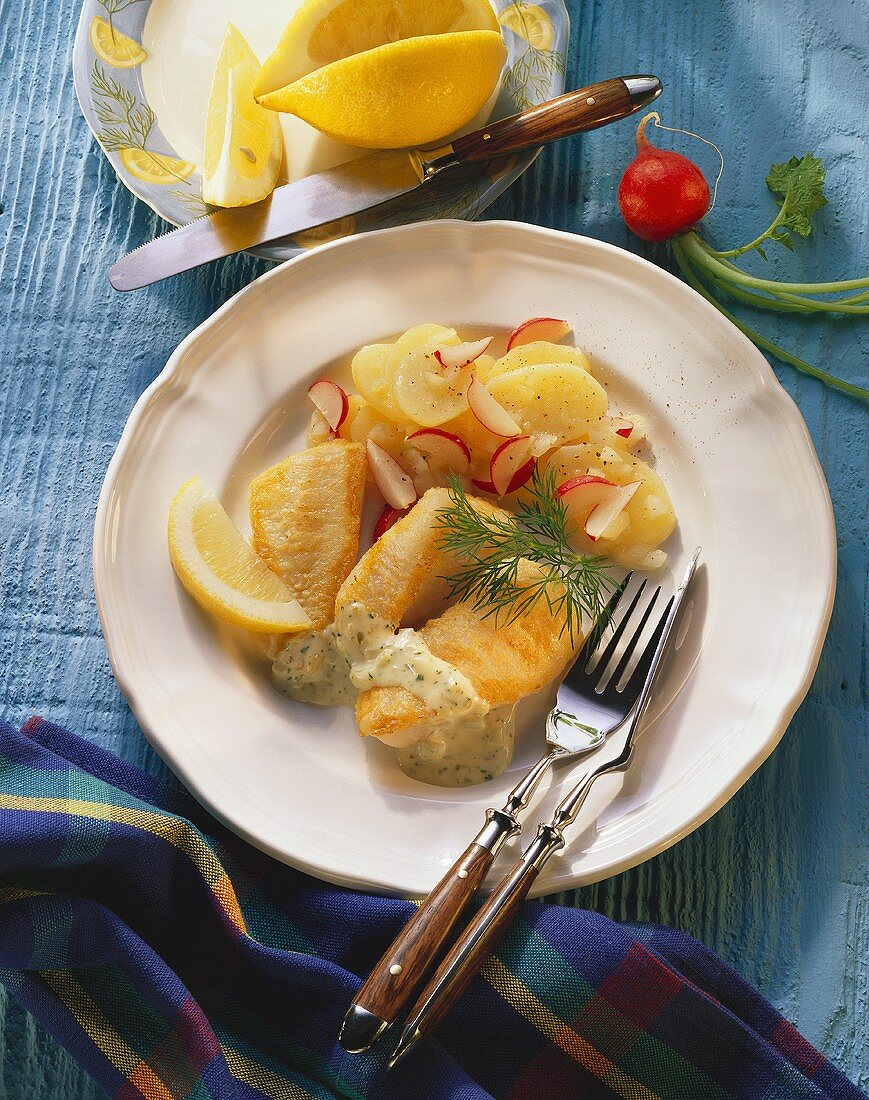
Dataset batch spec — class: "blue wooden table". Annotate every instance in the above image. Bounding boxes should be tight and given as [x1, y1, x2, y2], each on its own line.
[1, 0, 866, 1095]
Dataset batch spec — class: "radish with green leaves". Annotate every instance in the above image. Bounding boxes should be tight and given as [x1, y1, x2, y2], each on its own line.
[618, 113, 869, 400]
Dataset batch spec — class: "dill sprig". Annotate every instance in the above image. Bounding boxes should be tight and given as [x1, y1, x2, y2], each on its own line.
[436, 466, 617, 642]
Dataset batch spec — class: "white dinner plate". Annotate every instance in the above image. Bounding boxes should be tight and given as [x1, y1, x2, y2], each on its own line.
[93, 220, 836, 897]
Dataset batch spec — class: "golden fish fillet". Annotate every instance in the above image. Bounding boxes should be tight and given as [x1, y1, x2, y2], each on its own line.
[336, 486, 509, 628]
[249, 439, 366, 630]
[356, 559, 577, 747]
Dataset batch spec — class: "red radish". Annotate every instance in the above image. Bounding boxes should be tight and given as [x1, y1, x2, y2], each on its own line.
[585, 481, 640, 541]
[472, 458, 535, 497]
[558, 475, 617, 526]
[467, 376, 521, 437]
[506, 317, 572, 351]
[407, 428, 471, 473]
[490, 436, 532, 495]
[366, 440, 417, 509]
[470, 477, 498, 494]
[307, 408, 336, 445]
[610, 417, 634, 439]
[434, 337, 492, 370]
[307, 379, 348, 431]
[618, 112, 710, 243]
[373, 503, 411, 541]
[504, 456, 536, 494]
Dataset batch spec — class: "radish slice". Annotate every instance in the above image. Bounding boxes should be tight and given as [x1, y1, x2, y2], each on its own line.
[373, 503, 411, 541]
[584, 481, 641, 541]
[407, 428, 471, 473]
[467, 376, 522, 437]
[609, 416, 634, 439]
[506, 317, 572, 352]
[490, 436, 533, 496]
[558, 475, 617, 527]
[434, 337, 492, 370]
[306, 408, 336, 446]
[471, 477, 498, 494]
[307, 379, 348, 431]
[366, 440, 417, 509]
[504, 456, 536, 494]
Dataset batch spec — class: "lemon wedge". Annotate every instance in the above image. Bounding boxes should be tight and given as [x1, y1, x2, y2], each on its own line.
[89, 16, 148, 68]
[203, 24, 283, 208]
[168, 477, 311, 634]
[255, 0, 499, 95]
[258, 30, 506, 149]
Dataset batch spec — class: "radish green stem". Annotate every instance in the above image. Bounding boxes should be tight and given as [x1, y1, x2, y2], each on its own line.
[671, 239, 869, 401]
[711, 205, 789, 258]
[683, 232, 869, 294]
[706, 273, 869, 315]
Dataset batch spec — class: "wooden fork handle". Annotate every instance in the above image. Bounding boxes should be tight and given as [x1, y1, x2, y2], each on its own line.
[391, 824, 566, 1061]
[449, 76, 661, 166]
[339, 840, 495, 1052]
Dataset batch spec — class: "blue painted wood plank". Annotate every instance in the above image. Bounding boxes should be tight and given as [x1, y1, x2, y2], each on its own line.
[0, 0, 866, 1095]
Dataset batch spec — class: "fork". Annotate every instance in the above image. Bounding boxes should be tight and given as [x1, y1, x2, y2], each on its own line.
[339, 576, 637, 1054]
[388, 548, 700, 1066]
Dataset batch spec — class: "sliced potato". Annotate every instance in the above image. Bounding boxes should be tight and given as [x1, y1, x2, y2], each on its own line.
[394, 323, 457, 357]
[547, 441, 676, 555]
[478, 341, 594, 383]
[394, 346, 471, 426]
[343, 397, 406, 457]
[487, 363, 608, 444]
[351, 342, 404, 421]
[352, 324, 461, 424]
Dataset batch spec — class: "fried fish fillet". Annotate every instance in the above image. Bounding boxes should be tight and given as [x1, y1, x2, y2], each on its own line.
[356, 559, 577, 747]
[336, 486, 509, 628]
[249, 439, 366, 630]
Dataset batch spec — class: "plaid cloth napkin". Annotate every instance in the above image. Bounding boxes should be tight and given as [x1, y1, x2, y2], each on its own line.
[0, 716, 863, 1100]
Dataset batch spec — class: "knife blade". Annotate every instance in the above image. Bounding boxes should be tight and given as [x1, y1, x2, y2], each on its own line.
[109, 75, 662, 291]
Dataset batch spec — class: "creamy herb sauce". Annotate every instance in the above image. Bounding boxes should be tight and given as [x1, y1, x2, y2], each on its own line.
[272, 601, 509, 787]
[396, 707, 516, 787]
[271, 624, 354, 706]
[335, 602, 487, 720]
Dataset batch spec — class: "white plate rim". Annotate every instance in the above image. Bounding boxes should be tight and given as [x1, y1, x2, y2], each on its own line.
[93, 219, 836, 896]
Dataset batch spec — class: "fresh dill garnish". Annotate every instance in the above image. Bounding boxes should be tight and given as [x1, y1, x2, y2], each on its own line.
[436, 467, 617, 642]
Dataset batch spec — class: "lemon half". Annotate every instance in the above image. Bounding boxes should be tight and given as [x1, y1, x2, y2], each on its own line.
[259, 30, 506, 149]
[168, 477, 311, 634]
[255, 0, 506, 150]
[203, 25, 283, 208]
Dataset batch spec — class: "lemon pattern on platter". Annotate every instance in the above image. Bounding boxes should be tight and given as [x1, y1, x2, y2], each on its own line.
[498, 2, 554, 50]
[119, 147, 195, 184]
[89, 16, 147, 68]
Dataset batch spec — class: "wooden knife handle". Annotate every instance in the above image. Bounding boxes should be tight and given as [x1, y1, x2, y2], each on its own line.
[347, 842, 494, 1032]
[451, 78, 651, 166]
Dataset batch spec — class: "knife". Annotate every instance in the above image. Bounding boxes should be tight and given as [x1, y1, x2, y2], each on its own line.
[109, 75, 661, 291]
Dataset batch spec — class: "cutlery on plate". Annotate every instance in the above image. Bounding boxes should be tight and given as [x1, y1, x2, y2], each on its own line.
[108, 75, 662, 291]
[388, 549, 700, 1067]
[339, 577, 635, 1054]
